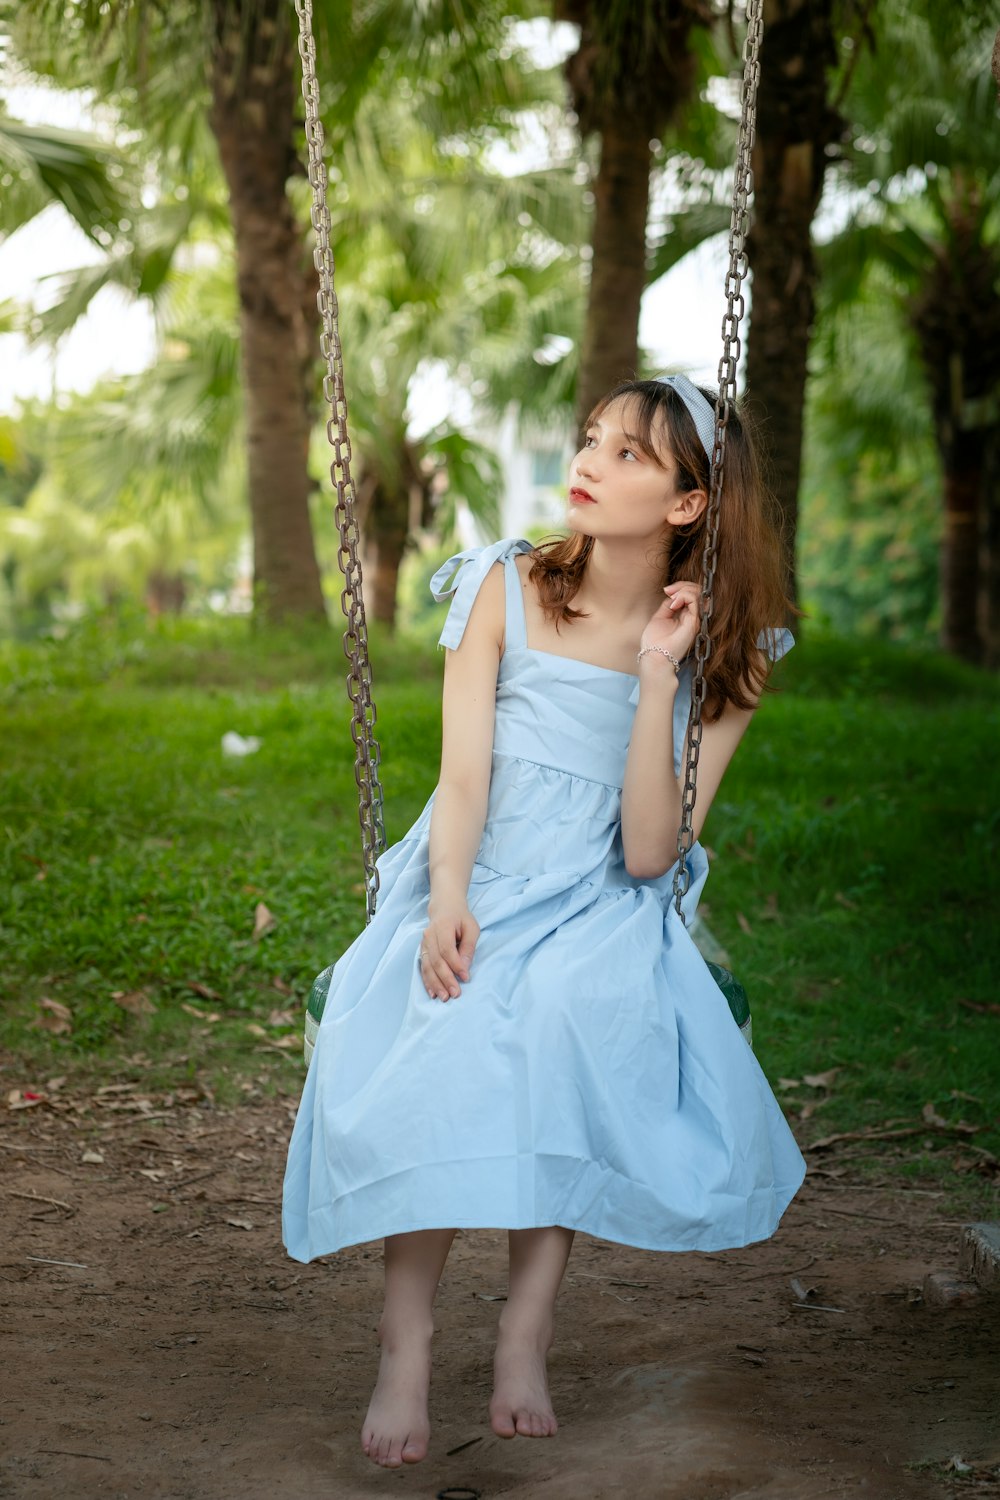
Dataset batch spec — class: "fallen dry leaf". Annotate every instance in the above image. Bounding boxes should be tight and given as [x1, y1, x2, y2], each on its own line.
[833, 891, 859, 911]
[252, 903, 276, 941]
[180, 1003, 221, 1022]
[32, 997, 73, 1035]
[267, 1008, 296, 1028]
[958, 997, 1000, 1017]
[271, 976, 293, 995]
[736, 912, 752, 936]
[803, 1068, 841, 1090]
[187, 981, 223, 1002]
[922, 1101, 950, 1129]
[80, 1150, 105, 1165]
[112, 989, 156, 1017]
[227, 1217, 254, 1231]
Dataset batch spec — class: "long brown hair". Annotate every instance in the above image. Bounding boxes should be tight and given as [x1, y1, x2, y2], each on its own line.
[528, 379, 793, 721]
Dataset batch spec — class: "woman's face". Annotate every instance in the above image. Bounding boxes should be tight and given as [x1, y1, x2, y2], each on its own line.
[566, 396, 701, 543]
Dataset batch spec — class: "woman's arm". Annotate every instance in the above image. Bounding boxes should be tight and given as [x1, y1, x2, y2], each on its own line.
[420, 562, 505, 1000]
[620, 579, 762, 879]
[621, 664, 758, 878]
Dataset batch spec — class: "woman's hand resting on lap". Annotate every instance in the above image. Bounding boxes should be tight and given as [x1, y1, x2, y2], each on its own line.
[420, 906, 480, 1001]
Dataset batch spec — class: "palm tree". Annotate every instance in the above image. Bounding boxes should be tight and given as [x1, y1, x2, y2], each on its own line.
[555, 0, 713, 427]
[744, 0, 844, 605]
[6, 0, 556, 623]
[0, 256, 247, 620]
[822, 0, 1000, 664]
[801, 270, 942, 642]
[321, 75, 586, 621]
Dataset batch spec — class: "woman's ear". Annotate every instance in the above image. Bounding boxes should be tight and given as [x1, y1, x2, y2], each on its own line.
[666, 488, 708, 527]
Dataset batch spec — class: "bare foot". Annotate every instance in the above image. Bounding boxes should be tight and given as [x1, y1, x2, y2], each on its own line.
[360, 1318, 433, 1467]
[489, 1315, 558, 1439]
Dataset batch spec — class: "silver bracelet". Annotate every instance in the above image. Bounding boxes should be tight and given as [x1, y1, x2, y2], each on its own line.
[636, 644, 681, 674]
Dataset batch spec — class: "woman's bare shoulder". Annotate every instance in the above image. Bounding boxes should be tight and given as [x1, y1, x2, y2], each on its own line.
[449, 555, 507, 656]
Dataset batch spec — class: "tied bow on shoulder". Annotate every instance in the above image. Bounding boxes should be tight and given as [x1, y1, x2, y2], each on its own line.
[430, 538, 533, 650]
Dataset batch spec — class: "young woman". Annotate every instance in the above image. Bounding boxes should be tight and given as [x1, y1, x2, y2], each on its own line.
[282, 374, 806, 1469]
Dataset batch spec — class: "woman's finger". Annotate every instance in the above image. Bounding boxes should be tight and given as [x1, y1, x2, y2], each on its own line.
[425, 958, 458, 1000]
[420, 940, 461, 1000]
[455, 922, 479, 978]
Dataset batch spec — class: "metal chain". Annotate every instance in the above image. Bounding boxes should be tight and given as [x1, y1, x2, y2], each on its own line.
[673, 0, 763, 919]
[294, 0, 386, 921]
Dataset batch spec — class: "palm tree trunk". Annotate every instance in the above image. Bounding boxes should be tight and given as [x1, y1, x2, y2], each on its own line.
[364, 481, 410, 629]
[940, 434, 985, 664]
[575, 122, 652, 429]
[145, 570, 186, 617]
[209, 0, 326, 624]
[980, 429, 1000, 669]
[745, 0, 840, 607]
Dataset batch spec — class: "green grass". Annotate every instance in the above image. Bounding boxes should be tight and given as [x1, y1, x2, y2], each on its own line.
[1, 616, 998, 1202]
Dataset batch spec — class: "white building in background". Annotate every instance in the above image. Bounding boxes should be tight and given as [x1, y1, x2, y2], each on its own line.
[469, 405, 576, 543]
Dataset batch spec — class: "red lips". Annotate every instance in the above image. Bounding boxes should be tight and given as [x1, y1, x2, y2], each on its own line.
[569, 487, 595, 503]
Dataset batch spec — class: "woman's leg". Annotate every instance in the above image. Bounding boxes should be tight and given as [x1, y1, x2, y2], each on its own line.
[490, 1225, 575, 1439]
[362, 1227, 456, 1467]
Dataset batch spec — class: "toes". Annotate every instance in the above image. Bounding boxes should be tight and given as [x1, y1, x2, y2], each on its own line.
[514, 1408, 555, 1437]
[401, 1433, 427, 1465]
[381, 1438, 403, 1468]
[490, 1406, 517, 1438]
[364, 1431, 426, 1467]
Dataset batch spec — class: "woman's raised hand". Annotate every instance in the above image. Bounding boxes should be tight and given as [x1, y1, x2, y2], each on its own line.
[640, 580, 704, 665]
[420, 906, 481, 1001]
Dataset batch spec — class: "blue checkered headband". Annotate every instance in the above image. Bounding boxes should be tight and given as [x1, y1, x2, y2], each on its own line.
[655, 375, 717, 462]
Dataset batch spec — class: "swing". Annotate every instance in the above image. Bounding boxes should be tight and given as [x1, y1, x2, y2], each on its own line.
[293, 0, 764, 1065]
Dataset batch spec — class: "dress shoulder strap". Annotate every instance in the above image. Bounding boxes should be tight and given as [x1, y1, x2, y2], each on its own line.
[501, 551, 527, 650]
[431, 538, 533, 651]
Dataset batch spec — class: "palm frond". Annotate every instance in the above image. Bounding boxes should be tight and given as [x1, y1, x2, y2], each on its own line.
[0, 115, 130, 242]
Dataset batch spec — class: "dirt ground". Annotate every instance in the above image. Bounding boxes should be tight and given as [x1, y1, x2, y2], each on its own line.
[2, 1076, 999, 1500]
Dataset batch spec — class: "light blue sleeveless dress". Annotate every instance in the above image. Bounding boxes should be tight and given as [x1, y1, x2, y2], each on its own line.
[281, 539, 805, 1262]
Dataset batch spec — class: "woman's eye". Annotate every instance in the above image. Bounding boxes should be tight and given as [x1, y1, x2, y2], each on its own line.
[583, 434, 597, 448]
[620, 448, 637, 461]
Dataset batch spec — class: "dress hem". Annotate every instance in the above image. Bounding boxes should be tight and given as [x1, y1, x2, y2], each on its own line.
[282, 1162, 806, 1264]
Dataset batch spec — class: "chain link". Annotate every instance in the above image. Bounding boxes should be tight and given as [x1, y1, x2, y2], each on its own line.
[294, 0, 385, 921]
[673, 0, 763, 919]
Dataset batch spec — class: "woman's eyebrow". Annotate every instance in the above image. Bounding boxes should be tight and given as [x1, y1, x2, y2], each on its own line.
[592, 419, 643, 445]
